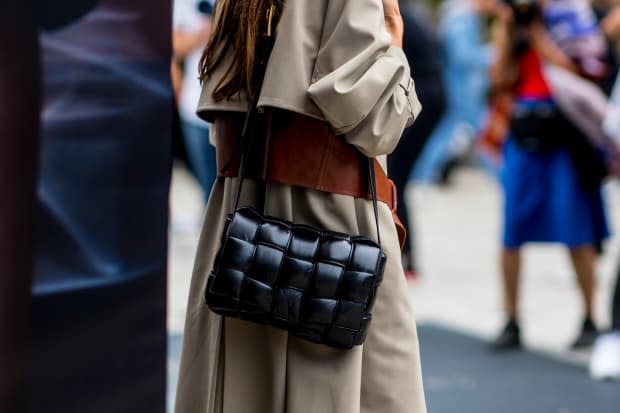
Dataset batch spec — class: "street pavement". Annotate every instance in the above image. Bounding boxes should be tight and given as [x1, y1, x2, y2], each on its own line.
[419, 324, 618, 413]
[167, 164, 620, 412]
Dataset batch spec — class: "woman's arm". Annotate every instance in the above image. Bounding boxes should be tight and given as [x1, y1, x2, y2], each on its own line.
[173, 22, 211, 60]
[307, 0, 420, 157]
[489, 5, 518, 89]
[383, 0, 404, 48]
[602, 6, 620, 41]
[528, 22, 579, 73]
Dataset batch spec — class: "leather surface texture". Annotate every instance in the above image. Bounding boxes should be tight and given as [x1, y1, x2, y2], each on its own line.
[205, 206, 387, 349]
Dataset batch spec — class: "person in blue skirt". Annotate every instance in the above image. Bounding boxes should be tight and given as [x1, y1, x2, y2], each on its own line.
[490, 0, 610, 350]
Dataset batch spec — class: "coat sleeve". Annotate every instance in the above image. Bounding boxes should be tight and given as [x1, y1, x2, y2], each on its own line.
[306, 0, 422, 157]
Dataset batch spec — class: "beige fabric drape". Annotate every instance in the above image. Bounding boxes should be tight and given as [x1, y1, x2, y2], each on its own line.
[196, 0, 421, 158]
[174, 179, 427, 413]
[175, 0, 427, 411]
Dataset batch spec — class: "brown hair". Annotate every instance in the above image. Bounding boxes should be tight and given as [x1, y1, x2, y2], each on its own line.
[199, 0, 284, 101]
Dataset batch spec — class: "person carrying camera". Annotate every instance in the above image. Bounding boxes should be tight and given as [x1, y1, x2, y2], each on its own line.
[490, 0, 610, 350]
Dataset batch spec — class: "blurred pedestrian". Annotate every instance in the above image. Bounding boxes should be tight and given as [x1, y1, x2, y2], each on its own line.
[412, 0, 495, 186]
[174, 0, 428, 412]
[590, 273, 620, 379]
[490, 0, 610, 351]
[388, 0, 446, 276]
[586, 0, 620, 96]
[590, 7, 620, 380]
[173, 0, 217, 202]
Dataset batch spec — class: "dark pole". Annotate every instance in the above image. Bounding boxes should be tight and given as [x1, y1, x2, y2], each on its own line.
[0, 2, 40, 412]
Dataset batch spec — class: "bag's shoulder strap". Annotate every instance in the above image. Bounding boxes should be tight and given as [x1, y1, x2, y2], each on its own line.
[233, 6, 383, 247]
[367, 158, 381, 245]
[232, 15, 275, 212]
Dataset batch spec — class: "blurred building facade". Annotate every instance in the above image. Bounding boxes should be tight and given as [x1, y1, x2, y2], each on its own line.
[27, 1, 172, 411]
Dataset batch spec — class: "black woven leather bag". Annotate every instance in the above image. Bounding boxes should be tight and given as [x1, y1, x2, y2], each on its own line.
[204, 10, 386, 349]
[206, 205, 386, 349]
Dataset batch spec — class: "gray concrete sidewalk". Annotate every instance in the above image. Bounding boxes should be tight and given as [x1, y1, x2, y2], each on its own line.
[408, 168, 618, 362]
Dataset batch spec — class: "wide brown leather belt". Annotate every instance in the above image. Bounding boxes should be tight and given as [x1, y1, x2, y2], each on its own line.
[214, 111, 406, 249]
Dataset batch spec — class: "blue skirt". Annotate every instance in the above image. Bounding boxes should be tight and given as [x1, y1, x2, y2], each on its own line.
[502, 138, 609, 248]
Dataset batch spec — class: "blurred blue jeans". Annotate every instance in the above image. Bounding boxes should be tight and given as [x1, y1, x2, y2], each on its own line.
[181, 120, 217, 202]
[412, 114, 473, 184]
[412, 2, 491, 184]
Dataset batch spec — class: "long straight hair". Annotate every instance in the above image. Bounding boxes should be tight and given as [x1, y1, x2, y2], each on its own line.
[199, 0, 284, 101]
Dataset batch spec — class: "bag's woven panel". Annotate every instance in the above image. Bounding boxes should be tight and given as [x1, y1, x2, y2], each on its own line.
[206, 207, 386, 349]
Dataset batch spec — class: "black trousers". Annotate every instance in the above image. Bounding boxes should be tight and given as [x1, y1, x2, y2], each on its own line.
[388, 88, 445, 258]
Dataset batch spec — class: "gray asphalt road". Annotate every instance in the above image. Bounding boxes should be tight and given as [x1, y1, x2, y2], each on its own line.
[419, 324, 618, 413]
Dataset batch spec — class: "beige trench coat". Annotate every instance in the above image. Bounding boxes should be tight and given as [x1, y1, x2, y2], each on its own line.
[174, 0, 427, 412]
[197, 0, 421, 157]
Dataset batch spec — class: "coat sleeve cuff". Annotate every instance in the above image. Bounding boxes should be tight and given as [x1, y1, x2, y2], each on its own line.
[388, 46, 422, 127]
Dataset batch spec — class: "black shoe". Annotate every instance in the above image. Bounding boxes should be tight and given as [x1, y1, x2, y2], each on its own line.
[491, 319, 521, 351]
[438, 158, 459, 187]
[571, 318, 598, 349]
[401, 252, 417, 279]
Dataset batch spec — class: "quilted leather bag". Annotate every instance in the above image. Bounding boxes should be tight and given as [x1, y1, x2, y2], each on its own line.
[206, 205, 386, 349]
[204, 7, 386, 349]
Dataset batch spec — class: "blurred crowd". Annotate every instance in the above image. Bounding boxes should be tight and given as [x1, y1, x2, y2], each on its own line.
[3, 0, 620, 412]
[389, 0, 620, 380]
